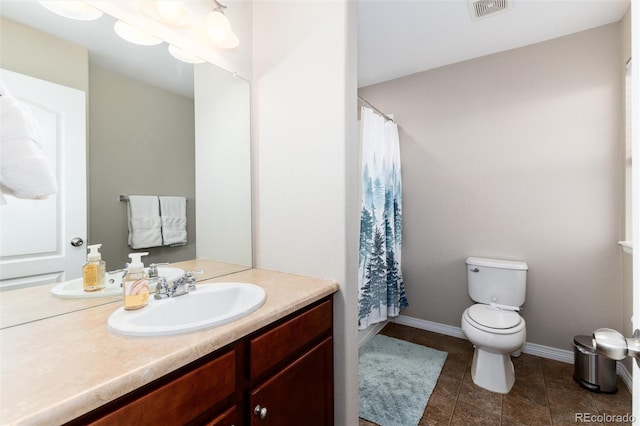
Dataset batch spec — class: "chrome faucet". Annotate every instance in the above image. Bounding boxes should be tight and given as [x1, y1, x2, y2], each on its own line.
[154, 272, 197, 299]
[147, 263, 169, 279]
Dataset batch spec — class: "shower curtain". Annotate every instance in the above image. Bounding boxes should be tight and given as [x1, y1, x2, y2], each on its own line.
[358, 107, 408, 330]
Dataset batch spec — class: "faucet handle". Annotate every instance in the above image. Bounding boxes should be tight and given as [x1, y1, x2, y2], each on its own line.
[154, 277, 170, 299]
[148, 264, 159, 278]
[184, 272, 197, 292]
[148, 262, 169, 278]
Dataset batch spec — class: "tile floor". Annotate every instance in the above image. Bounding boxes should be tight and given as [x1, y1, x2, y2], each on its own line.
[359, 323, 632, 425]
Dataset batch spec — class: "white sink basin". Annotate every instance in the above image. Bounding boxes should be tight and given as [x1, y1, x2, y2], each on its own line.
[107, 282, 266, 336]
[51, 267, 185, 299]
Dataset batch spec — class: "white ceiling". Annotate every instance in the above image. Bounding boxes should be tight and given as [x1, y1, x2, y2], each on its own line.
[2, 1, 631, 93]
[1, 1, 195, 97]
[358, 0, 631, 88]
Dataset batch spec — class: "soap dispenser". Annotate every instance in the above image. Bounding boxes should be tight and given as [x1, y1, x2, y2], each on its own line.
[123, 252, 150, 310]
[83, 244, 106, 292]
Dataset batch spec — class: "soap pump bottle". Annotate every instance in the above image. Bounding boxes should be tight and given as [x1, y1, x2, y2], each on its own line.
[123, 252, 150, 310]
[83, 244, 106, 292]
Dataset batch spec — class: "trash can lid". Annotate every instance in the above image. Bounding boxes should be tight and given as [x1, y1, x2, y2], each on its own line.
[573, 335, 595, 353]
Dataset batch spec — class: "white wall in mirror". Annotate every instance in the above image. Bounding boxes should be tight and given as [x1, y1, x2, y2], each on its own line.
[195, 64, 252, 265]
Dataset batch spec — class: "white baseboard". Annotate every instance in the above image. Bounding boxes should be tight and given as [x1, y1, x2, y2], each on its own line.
[391, 314, 619, 365]
[358, 320, 388, 348]
[618, 362, 633, 392]
[393, 314, 574, 363]
[382, 315, 633, 393]
[521, 341, 574, 364]
[393, 315, 466, 339]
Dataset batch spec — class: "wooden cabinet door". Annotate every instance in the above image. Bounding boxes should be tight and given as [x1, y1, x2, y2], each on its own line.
[249, 337, 333, 426]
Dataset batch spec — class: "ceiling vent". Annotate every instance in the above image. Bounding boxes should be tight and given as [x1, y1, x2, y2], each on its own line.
[469, 0, 510, 20]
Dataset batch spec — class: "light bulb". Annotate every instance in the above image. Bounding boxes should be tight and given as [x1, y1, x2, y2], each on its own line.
[141, 0, 190, 26]
[206, 10, 233, 44]
[39, 1, 103, 21]
[208, 27, 228, 43]
[204, 8, 239, 48]
[114, 20, 163, 46]
[206, 10, 231, 30]
[218, 31, 239, 49]
[156, 1, 183, 23]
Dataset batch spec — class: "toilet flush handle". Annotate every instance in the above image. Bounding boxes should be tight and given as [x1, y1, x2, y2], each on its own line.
[470, 268, 479, 273]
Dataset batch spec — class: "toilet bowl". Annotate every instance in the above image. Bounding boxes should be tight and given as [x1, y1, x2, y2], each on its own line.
[461, 303, 526, 393]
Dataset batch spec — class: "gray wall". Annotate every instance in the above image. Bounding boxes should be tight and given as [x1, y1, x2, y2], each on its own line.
[360, 23, 624, 351]
[89, 64, 196, 268]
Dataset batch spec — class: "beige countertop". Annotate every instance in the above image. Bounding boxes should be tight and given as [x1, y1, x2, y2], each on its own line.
[0, 267, 338, 425]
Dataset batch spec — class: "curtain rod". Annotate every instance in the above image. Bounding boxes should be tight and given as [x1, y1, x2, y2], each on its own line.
[358, 95, 395, 123]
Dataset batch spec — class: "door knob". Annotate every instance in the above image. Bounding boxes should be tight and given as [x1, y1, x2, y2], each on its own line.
[592, 328, 640, 366]
[70, 237, 84, 247]
[253, 405, 267, 419]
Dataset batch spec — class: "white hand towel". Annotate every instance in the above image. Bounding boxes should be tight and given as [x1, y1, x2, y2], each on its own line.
[127, 195, 163, 249]
[0, 80, 58, 201]
[159, 196, 187, 246]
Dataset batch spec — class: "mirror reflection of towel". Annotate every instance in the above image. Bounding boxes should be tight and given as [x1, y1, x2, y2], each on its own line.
[127, 195, 162, 249]
[159, 196, 187, 246]
[0, 79, 57, 204]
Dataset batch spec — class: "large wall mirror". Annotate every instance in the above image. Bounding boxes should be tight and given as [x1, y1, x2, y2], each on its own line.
[0, 1, 252, 328]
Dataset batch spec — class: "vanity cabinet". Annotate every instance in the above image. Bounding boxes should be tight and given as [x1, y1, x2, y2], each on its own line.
[248, 298, 333, 425]
[65, 296, 333, 426]
[249, 337, 333, 425]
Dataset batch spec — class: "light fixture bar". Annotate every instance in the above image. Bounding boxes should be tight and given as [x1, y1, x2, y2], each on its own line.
[168, 45, 205, 64]
[114, 20, 163, 46]
[39, 1, 103, 21]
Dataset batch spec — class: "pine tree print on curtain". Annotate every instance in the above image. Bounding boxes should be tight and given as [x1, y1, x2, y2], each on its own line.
[358, 107, 408, 330]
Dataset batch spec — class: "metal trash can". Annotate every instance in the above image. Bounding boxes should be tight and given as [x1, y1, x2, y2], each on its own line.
[573, 335, 617, 393]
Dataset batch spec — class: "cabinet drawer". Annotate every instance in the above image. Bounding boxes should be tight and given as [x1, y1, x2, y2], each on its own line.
[205, 405, 238, 426]
[250, 299, 332, 379]
[91, 350, 236, 425]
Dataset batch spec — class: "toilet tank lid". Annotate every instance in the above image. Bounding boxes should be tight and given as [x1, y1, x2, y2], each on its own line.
[466, 257, 528, 270]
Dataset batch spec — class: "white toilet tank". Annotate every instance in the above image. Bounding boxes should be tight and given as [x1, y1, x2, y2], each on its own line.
[466, 257, 528, 307]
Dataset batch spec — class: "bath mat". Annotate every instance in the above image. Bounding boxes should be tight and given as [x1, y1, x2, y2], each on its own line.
[359, 334, 447, 426]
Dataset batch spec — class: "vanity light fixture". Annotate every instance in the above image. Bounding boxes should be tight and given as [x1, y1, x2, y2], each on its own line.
[114, 20, 163, 46]
[168, 44, 205, 64]
[39, 1, 103, 21]
[140, 1, 192, 27]
[205, 0, 239, 49]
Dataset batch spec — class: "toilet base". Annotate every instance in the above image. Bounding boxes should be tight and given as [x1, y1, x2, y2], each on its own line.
[470, 348, 515, 394]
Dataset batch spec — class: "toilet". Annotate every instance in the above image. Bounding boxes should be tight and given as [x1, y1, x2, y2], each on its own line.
[461, 256, 528, 394]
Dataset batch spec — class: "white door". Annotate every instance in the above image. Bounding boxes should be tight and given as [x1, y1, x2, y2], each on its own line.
[0, 68, 86, 290]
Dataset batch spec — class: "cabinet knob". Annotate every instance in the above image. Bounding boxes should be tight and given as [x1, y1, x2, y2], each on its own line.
[253, 405, 268, 419]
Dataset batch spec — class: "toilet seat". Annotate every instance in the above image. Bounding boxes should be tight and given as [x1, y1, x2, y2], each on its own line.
[464, 304, 524, 335]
